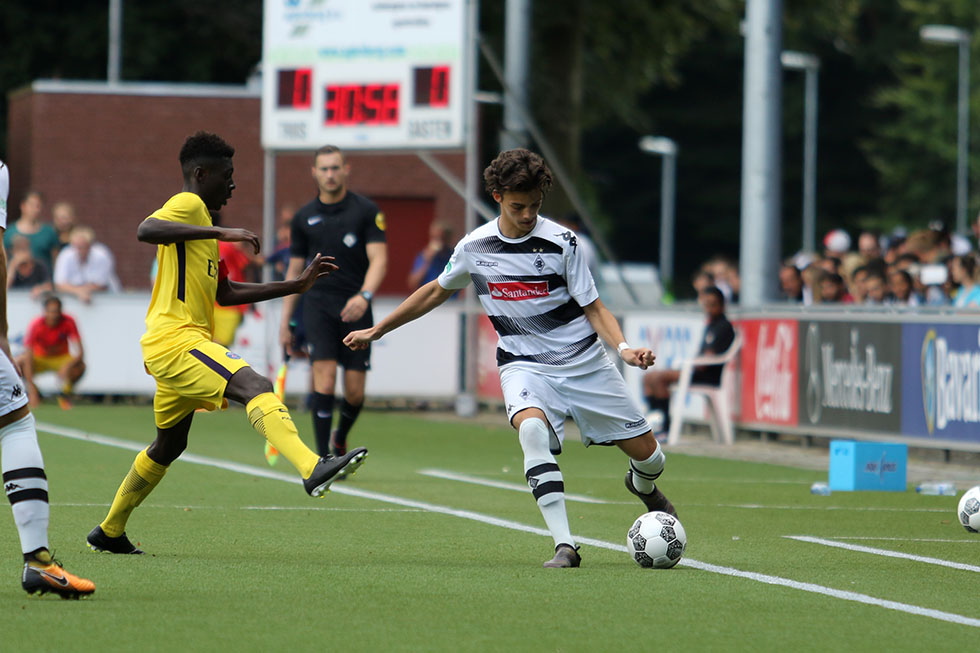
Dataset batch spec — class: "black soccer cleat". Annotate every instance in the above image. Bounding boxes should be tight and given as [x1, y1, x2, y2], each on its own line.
[543, 543, 581, 568]
[303, 447, 368, 497]
[86, 525, 144, 554]
[22, 559, 95, 599]
[625, 470, 678, 518]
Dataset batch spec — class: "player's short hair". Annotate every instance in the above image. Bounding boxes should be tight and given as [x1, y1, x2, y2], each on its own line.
[483, 149, 553, 197]
[179, 132, 235, 175]
[314, 144, 346, 163]
[700, 286, 725, 305]
[41, 293, 62, 310]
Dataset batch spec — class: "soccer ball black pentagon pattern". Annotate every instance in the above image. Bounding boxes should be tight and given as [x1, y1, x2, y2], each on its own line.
[626, 510, 687, 569]
[957, 487, 980, 534]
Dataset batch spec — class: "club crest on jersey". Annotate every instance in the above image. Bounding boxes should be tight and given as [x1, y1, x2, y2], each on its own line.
[533, 254, 545, 272]
[488, 281, 549, 301]
[226, 352, 242, 360]
[343, 232, 357, 247]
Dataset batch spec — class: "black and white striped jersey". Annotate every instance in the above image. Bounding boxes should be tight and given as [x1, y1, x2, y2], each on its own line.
[438, 216, 605, 373]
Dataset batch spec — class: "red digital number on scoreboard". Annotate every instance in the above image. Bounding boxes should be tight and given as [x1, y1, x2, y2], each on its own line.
[277, 68, 312, 109]
[413, 66, 450, 107]
[324, 84, 400, 126]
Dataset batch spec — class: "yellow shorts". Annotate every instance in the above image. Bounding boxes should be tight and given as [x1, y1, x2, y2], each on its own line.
[212, 305, 244, 347]
[33, 353, 73, 375]
[143, 334, 250, 429]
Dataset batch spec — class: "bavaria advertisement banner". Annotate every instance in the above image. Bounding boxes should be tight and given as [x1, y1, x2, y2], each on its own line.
[739, 319, 798, 426]
[797, 321, 902, 431]
[901, 323, 980, 443]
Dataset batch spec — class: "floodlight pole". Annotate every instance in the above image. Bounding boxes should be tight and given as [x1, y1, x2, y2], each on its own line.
[921, 24, 972, 235]
[638, 136, 678, 290]
[781, 51, 820, 253]
[456, 0, 481, 418]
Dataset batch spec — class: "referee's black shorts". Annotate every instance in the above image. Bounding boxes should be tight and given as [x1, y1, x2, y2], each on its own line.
[302, 293, 373, 371]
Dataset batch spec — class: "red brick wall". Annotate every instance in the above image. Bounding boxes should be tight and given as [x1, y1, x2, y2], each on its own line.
[5, 84, 466, 293]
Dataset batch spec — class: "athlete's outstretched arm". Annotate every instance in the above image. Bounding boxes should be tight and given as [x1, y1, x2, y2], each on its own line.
[344, 280, 456, 350]
[216, 254, 337, 306]
[137, 218, 261, 253]
[581, 297, 655, 370]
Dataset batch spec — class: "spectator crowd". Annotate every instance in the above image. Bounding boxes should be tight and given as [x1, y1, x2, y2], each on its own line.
[690, 218, 980, 309]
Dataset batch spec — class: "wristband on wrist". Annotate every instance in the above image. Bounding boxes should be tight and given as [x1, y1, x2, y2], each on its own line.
[617, 342, 630, 354]
[359, 290, 373, 302]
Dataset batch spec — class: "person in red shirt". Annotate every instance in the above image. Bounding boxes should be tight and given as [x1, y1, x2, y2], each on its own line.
[212, 239, 262, 346]
[16, 294, 85, 409]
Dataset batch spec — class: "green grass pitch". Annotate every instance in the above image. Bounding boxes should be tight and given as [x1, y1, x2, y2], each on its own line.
[1, 403, 977, 651]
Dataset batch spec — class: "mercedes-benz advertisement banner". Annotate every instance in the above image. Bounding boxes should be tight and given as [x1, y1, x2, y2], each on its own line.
[798, 321, 902, 431]
[902, 323, 980, 443]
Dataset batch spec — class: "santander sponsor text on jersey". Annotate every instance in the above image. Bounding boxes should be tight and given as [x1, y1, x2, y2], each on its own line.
[488, 281, 550, 301]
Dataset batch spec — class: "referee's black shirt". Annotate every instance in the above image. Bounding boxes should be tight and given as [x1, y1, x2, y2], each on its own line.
[290, 192, 386, 298]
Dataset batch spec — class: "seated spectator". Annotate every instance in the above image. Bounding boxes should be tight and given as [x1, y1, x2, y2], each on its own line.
[950, 254, 980, 308]
[779, 263, 804, 302]
[849, 265, 870, 303]
[706, 256, 740, 304]
[887, 269, 920, 306]
[863, 270, 887, 304]
[819, 272, 851, 303]
[823, 229, 851, 258]
[691, 268, 715, 295]
[642, 287, 735, 435]
[6, 235, 52, 298]
[407, 219, 455, 290]
[16, 294, 85, 409]
[3, 190, 59, 271]
[51, 201, 77, 251]
[858, 230, 882, 260]
[53, 225, 121, 303]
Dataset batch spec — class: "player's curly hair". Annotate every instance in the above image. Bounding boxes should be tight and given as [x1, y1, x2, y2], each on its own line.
[179, 132, 235, 174]
[483, 148, 553, 197]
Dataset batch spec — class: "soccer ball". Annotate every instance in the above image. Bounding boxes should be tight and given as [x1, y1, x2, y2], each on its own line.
[626, 511, 687, 568]
[957, 486, 980, 533]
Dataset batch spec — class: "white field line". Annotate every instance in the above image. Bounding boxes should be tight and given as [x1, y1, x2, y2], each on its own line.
[418, 468, 619, 504]
[712, 504, 948, 513]
[833, 537, 980, 544]
[785, 535, 980, 573]
[22, 502, 423, 513]
[37, 421, 980, 630]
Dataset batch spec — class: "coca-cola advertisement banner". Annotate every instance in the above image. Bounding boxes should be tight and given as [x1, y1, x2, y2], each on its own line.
[797, 321, 903, 431]
[901, 323, 980, 443]
[739, 319, 798, 426]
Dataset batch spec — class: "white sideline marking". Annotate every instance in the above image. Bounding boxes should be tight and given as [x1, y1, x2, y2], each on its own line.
[713, 504, 948, 513]
[418, 468, 617, 504]
[37, 421, 980, 630]
[32, 502, 421, 513]
[834, 536, 980, 544]
[785, 535, 980, 573]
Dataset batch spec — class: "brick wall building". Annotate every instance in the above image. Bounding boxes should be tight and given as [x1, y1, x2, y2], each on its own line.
[5, 80, 467, 294]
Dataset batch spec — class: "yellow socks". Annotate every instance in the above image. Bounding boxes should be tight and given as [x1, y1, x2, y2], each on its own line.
[246, 393, 319, 478]
[100, 448, 168, 538]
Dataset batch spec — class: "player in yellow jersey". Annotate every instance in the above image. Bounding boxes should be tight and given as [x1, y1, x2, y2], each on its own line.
[86, 132, 367, 554]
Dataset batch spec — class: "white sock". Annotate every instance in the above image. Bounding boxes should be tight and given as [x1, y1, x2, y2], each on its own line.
[519, 418, 575, 548]
[1, 414, 50, 555]
[629, 445, 665, 494]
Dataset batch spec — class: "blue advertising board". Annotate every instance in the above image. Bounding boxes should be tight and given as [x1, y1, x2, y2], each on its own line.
[902, 323, 980, 443]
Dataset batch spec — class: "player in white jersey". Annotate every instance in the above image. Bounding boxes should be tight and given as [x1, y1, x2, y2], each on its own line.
[345, 149, 676, 568]
[0, 160, 95, 598]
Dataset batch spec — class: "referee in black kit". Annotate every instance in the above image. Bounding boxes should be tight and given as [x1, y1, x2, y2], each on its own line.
[279, 145, 388, 460]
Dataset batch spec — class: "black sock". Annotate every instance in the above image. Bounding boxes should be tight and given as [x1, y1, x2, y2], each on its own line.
[334, 399, 363, 449]
[312, 392, 335, 455]
[647, 396, 671, 433]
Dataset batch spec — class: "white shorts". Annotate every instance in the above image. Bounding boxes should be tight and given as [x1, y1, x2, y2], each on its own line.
[499, 356, 649, 451]
[0, 351, 29, 418]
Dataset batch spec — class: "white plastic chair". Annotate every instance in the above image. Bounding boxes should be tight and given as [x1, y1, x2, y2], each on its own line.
[666, 331, 742, 446]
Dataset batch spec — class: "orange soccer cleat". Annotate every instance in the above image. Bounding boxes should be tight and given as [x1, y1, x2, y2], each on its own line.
[22, 558, 95, 599]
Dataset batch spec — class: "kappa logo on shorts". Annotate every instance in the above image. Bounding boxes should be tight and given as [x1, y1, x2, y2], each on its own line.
[624, 418, 646, 429]
[226, 352, 242, 360]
